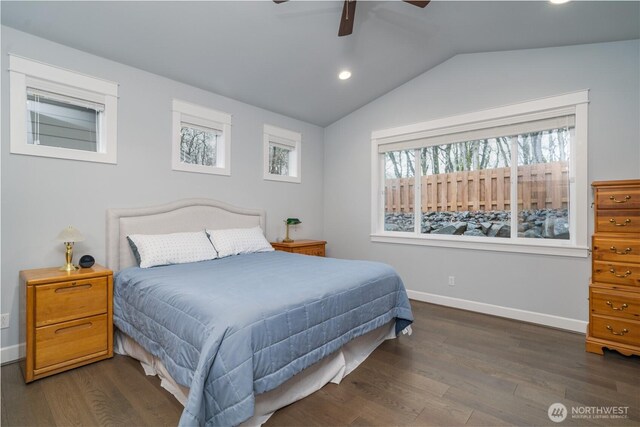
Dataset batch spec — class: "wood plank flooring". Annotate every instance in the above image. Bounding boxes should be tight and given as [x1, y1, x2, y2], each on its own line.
[2, 300, 639, 426]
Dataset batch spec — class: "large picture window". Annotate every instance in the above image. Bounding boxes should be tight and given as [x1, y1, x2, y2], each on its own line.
[9, 55, 118, 164]
[371, 91, 589, 257]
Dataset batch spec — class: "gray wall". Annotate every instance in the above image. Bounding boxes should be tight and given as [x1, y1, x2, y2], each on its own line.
[323, 40, 640, 323]
[1, 26, 325, 351]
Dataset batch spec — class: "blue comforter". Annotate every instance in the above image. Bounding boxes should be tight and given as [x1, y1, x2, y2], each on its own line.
[113, 251, 413, 426]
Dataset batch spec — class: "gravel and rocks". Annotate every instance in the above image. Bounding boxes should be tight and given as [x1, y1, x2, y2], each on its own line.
[384, 208, 569, 239]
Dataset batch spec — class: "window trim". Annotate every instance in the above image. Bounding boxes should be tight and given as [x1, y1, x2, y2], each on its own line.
[370, 91, 589, 258]
[263, 124, 301, 184]
[172, 99, 231, 176]
[9, 54, 118, 164]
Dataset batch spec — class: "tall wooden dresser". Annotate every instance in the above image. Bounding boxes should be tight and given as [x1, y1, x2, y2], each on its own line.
[586, 179, 640, 356]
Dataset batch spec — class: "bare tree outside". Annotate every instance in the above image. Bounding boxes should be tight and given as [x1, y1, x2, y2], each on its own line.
[384, 127, 571, 239]
[269, 145, 290, 175]
[385, 129, 570, 179]
[180, 126, 219, 166]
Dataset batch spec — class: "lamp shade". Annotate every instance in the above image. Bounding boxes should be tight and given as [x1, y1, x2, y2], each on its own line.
[56, 226, 85, 243]
[286, 218, 301, 225]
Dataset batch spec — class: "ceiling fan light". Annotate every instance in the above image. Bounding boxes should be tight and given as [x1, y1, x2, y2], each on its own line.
[549, 0, 570, 4]
[338, 70, 352, 80]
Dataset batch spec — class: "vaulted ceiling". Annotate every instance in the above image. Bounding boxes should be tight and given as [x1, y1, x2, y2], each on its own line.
[2, 1, 638, 126]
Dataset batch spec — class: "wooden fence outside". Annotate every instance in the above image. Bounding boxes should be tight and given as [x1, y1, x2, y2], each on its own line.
[385, 161, 569, 213]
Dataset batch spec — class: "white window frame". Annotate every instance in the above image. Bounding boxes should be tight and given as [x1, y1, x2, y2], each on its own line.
[172, 99, 231, 176]
[9, 54, 118, 164]
[263, 124, 301, 183]
[371, 91, 589, 258]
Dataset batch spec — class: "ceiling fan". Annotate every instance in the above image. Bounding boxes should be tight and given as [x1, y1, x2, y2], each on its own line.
[274, 0, 430, 37]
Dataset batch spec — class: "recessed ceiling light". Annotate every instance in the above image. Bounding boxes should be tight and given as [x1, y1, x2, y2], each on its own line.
[549, 0, 570, 4]
[338, 70, 352, 80]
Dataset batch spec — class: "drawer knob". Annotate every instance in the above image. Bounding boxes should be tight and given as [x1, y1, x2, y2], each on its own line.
[609, 195, 631, 203]
[606, 325, 629, 336]
[609, 267, 632, 278]
[609, 218, 631, 227]
[605, 301, 629, 311]
[609, 246, 632, 255]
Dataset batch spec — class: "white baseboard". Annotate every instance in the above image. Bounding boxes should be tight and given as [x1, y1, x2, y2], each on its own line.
[407, 289, 588, 333]
[1, 343, 24, 365]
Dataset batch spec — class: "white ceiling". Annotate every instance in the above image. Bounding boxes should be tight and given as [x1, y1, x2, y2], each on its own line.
[2, 1, 639, 127]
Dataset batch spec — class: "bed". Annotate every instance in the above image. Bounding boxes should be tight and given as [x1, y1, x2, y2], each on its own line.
[106, 199, 413, 426]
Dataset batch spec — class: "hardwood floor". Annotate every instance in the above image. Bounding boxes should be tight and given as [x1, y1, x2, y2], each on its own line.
[2, 300, 639, 426]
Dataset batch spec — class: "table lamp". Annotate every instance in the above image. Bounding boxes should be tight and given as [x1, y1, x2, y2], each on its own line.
[56, 226, 85, 272]
[283, 218, 301, 243]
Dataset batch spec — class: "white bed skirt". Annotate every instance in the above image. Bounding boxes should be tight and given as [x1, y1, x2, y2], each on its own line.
[115, 321, 400, 426]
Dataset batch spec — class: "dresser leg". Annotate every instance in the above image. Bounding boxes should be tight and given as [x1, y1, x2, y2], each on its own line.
[585, 340, 604, 355]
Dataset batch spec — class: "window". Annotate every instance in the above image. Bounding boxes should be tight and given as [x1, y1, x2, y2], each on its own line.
[27, 89, 101, 152]
[263, 124, 301, 183]
[9, 55, 118, 163]
[172, 99, 231, 175]
[371, 91, 589, 257]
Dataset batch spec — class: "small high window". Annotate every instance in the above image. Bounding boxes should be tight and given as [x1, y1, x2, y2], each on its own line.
[263, 124, 301, 183]
[172, 100, 231, 176]
[9, 55, 118, 164]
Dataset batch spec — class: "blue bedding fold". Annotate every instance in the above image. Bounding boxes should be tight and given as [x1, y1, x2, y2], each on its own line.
[113, 251, 413, 426]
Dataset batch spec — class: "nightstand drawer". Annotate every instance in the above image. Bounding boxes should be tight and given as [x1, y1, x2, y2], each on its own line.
[296, 245, 326, 257]
[590, 315, 640, 347]
[35, 277, 107, 326]
[35, 314, 108, 370]
[271, 240, 327, 257]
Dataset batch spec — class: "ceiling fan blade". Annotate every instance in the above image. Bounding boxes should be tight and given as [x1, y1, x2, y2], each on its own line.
[273, 0, 288, 3]
[338, 0, 357, 37]
[404, 1, 430, 7]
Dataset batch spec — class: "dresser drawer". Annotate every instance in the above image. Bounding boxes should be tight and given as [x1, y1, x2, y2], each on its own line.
[590, 288, 640, 321]
[590, 314, 640, 347]
[595, 211, 640, 234]
[34, 314, 108, 370]
[593, 237, 640, 264]
[596, 187, 640, 210]
[593, 261, 640, 287]
[35, 277, 107, 327]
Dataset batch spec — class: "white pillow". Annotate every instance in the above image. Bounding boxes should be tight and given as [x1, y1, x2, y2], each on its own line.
[127, 231, 218, 268]
[206, 226, 274, 258]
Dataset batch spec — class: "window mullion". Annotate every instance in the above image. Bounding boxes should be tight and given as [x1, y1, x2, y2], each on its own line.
[413, 149, 421, 236]
[379, 154, 386, 233]
[509, 136, 518, 239]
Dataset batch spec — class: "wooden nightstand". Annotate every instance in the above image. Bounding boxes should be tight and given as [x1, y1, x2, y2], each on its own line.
[20, 264, 113, 383]
[271, 239, 327, 257]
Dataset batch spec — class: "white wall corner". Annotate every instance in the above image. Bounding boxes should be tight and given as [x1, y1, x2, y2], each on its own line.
[1, 342, 25, 365]
[407, 289, 588, 333]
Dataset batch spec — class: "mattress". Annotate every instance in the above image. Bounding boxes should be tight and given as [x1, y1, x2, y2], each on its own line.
[113, 251, 413, 426]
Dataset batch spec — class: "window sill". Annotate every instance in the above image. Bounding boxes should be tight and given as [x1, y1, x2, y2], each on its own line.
[172, 163, 230, 176]
[264, 174, 301, 184]
[11, 144, 116, 164]
[370, 233, 589, 258]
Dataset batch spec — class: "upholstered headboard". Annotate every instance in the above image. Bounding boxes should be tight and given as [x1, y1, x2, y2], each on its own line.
[106, 199, 266, 271]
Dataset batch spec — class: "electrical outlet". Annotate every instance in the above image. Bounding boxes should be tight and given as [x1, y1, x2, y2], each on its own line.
[448, 276, 455, 286]
[0, 313, 9, 329]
